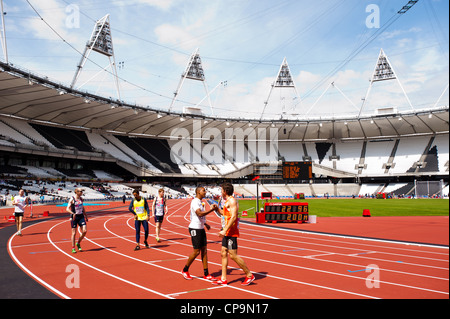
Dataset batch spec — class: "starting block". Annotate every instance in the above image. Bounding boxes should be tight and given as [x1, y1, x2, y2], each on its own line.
[43, 211, 49, 217]
[7, 216, 15, 222]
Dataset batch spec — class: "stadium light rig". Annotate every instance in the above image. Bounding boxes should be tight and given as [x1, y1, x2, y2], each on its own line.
[398, 0, 419, 14]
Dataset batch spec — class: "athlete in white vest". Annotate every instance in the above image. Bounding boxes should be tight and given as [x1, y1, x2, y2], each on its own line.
[66, 188, 88, 253]
[181, 186, 218, 281]
[152, 188, 168, 243]
[12, 189, 29, 236]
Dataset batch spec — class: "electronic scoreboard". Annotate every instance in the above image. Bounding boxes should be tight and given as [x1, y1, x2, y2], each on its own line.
[282, 161, 313, 180]
[259, 202, 309, 224]
[261, 192, 272, 200]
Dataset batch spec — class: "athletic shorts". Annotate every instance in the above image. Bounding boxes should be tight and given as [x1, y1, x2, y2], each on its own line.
[70, 214, 86, 229]
[14, 212, 24, 217]
[154, 214, 164, 223]
[222, 236, 238, 250]
[189, 228, 207, 249]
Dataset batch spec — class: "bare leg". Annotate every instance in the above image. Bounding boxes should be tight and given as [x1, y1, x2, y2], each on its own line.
[71, 228, 77, 247]
[78, 225, 87, 244]
[200, 246, 211, 274]
[229, 249, 252, 278]
[185, 248, 200, 269]
[155, 222, 161, 240]
[15, 216, 23, 235]
[220, 246, 229, 281]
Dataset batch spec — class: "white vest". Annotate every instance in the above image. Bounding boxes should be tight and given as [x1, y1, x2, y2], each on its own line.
[189, 198, 206, 229]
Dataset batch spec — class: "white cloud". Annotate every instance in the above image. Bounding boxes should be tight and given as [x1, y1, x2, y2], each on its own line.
[154, 24, 201, 51]
[135, 0, 177, 11]
[380, 27, 422, 40]
[22, 0, 80, 43]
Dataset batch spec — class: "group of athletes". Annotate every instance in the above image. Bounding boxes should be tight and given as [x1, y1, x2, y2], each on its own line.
[30, 182, 254, 286]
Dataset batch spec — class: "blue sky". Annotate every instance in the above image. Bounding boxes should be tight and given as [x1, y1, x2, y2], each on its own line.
[2, 0, 449, 119]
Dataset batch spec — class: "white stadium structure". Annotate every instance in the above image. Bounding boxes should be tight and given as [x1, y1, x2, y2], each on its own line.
[1, 60, 448, 200]
[0, 1, 448, 201]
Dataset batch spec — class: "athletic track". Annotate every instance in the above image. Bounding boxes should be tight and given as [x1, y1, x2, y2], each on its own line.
[2, 199, 449, 300]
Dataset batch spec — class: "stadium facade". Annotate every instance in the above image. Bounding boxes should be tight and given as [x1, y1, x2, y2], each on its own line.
[0, 60, 448, 199]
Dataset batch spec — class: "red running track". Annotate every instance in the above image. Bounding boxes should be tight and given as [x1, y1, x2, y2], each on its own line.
[6, 199, 449, 299]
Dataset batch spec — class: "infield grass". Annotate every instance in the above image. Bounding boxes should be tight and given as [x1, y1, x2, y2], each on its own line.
[238, 198, 449, 218]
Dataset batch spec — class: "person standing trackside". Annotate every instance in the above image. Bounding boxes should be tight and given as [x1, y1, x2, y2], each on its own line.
[66, 188, 88, 254]
[12, 189, 29, 237]
[152, 188, 168, 243]
[181, 186, 218, 281]
[213, 183, 255, 286]
[129, 189, 150, 251]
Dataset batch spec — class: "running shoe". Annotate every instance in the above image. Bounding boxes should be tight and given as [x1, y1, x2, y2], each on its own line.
[144, 240, 149, 248]
[181, 270, 193, 280]
[71, 248, 77, 254]
[156, 237, 161, 243]
[203, 274, 217, 281]
[76, 243, 82, 252]
[241, 274, 255, 286]
[212, 279, 228, 286]
[134, 245, 140, 251]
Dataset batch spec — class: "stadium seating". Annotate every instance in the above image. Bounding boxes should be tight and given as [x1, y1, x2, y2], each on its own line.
[1, 117, 55, 148]
[30, 124, 93, 152]
[1, 115, 448, 202]
[115, 136, 181, 174]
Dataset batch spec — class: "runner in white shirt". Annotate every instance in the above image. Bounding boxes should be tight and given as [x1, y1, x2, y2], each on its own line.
[181, 186, 218, 281]
[152, 188, 168, 243]
[12, 189, 29, 236]
[66, 188, 88, 254]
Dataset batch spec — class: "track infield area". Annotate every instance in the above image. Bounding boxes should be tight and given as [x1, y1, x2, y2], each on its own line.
[2, 199, 449, 301]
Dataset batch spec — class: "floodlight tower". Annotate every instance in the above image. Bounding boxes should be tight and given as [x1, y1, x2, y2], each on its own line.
[169, 48, 214, 115]
[70, 14, 121, 101]
[0, 0, 7, 63]
[359, 48, 413, 118]
[261, 58, 301, 120]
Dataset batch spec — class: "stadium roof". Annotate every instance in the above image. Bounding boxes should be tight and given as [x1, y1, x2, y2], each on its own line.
[1, 61, 448, 142]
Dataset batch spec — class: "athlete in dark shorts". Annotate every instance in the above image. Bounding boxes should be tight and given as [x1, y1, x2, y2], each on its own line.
[129, 189, 150, 250]
[12, 189, 29, 237]
[152, 188, 168, 243]
[66, 188, 88, 254]
[213, 183, 254, 286]
[181, 186, 218, 281]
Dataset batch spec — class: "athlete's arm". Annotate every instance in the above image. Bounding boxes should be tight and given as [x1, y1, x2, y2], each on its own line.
[144, 199, 151, 220]
[214, 204, 223, 216]
[66, 198, 74, 214]
[195, 208, 212, 217]
[195, 203, 217, 217]
[128, 199, 136, 215]
[151, 198, 156, 216]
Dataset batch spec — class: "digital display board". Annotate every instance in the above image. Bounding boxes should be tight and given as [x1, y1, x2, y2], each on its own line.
[282, 161, 313, 180]
[261, 192, 272, 199]
[262, 202, 309, 223]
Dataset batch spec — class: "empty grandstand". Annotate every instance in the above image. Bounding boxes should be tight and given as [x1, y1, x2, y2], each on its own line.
[0, 60, 448, 200]
[0, 0, 448, 201]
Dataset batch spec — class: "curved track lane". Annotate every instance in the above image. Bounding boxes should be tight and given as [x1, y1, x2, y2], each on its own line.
[6, 199, 449, 299]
